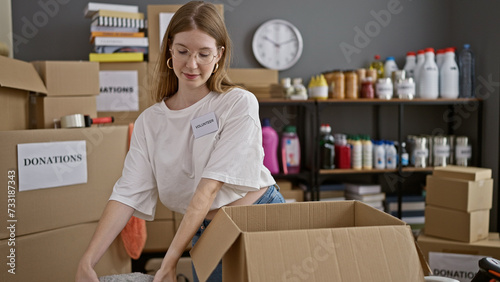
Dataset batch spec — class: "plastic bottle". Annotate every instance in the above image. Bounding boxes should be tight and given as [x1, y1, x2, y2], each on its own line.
[418, 48, 439, 99]
[261, 118, 280, 174]
[384, 56, 398, 78]
[385, 140, 397, 169]
[400, 142, 409, 167]
[373, 140, 386, 169]
[361, 135, 373, 170]
[403, 51, 417, 78]
[281, 77, 295, 99]
[440, 48, 459, 98]
[281, 125, 300, 174]
[351, 135, 362, 170]
[414, 50, 425, 97]
[369, 55, 384, 80]
[292, 78, 308, 100]
[319, 124, 335, 169]
[458, 44, 475, 98]
[436, 49, 445, 70]
[334, 133, 351, 169]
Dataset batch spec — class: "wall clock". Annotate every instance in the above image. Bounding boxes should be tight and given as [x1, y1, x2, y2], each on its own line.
[252, 19, 303, 71]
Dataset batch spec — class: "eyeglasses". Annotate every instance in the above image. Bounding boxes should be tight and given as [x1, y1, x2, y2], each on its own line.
[169, 46, 221, 65]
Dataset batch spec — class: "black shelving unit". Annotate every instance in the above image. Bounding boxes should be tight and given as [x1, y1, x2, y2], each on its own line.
[261, 98, 483, 218]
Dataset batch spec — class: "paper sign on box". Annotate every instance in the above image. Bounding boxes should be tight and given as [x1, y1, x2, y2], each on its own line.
[17, 141, 87, 191]
[429, 252, 484, 282]
[97, 70, 139, 112]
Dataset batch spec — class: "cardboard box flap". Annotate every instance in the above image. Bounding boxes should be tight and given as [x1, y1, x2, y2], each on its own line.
[243, 226, 425, 281]
[223, 201, 405, 232]
[190, 210, 241, 282]
[0, 56, 47, 94]
[354, 200, 406, 226]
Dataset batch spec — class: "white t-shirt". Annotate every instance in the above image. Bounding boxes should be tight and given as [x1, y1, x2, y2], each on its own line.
[109, 87, 276, 220]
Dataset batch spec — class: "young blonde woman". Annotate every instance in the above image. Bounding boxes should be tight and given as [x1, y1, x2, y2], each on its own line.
[76, 2, 285, 281]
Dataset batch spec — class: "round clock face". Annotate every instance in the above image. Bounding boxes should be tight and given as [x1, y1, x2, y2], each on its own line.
[252, 19, 303, 71]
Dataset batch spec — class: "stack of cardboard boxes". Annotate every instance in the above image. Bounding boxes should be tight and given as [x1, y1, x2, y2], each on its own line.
[418, 166, 499, 280]
[31, 61, 100, 129]
[0, 56, 136, 281]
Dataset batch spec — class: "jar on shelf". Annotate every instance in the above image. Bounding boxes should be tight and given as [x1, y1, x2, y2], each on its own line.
[360, 77, 375, 99]
[330, 70, 345, 99]
[344, 70, 358, 99]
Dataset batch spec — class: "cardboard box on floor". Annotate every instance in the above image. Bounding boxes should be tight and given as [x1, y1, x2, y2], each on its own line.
[31, 61, 100, 96]
[426, 175, 493, 212]
[97, 62, 154, 126]
[417, 233, 500, 281]
[0, 126, 128, 239]
[417, 233, 500, 264]
[424, 205, 490, 243]
[0, 222, 131, 282]
[191, 201, 431, 282]
[0, 56, 47, 130]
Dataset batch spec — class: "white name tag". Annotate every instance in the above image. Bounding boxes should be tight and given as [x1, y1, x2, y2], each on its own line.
[191, 112, 218, 139]
[17, 141, 88, 191]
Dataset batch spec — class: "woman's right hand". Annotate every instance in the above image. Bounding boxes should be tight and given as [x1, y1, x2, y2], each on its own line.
[75, 261, 99, 282]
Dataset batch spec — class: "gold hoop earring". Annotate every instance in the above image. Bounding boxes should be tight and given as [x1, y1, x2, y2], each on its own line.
[166, 57, 173, 70]
[212, 63, 219, 74]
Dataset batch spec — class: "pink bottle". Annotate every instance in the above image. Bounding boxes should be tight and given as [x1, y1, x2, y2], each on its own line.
[281, 125, 301, 174]
[261, 118, 280, 174]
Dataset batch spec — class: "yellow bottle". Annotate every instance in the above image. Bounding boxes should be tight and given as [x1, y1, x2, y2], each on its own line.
[369, 55, 385, 80]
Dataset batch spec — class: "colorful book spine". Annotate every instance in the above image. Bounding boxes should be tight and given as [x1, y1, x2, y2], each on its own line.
[89, 52, 144, 62]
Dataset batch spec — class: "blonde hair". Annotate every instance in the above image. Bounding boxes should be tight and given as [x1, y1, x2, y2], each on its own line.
[152, 1, 237, 103]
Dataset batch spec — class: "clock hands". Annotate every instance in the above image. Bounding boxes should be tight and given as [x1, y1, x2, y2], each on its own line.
[263, 36, 280, 48]
[278, 38, 297, 46]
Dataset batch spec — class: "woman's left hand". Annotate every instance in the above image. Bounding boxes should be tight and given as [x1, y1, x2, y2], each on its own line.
[153, 266, 177, 282]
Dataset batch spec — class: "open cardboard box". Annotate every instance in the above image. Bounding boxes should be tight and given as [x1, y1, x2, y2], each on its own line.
[191, 201, 430, 282]
[0, 56, 47, 130]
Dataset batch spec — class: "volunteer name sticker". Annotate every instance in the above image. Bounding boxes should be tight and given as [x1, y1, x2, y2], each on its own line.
[191, 112, 218, 139]
[17, 141, 88, 191]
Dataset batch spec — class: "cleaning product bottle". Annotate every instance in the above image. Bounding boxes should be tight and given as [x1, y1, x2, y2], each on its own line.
[384, 56, 398, 78]
[385, 140, 397, 169]
[319, 124, 335, 169]
[403, 51, 417, 78]
[440, 48, 459, 98]
[334, 133, 351, 169]
[373, 140, 386, 169]
[261, 118, 279, 174]
[351, 135, 362, 170]
[281, 125, 300, 174]
[414, 50, 425, 97]
[362, 135, 373, 170]
[436, 49, 446, 70]
[458, 44, 475, 98]
[369, 55, 385, 80]
[418, 48, 439, 99]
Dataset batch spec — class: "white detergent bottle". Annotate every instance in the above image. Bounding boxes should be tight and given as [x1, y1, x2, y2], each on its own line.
[440, 48, 459, 98]
[418, 48, 439, 99]
[384, 56, 398, 78]
[403, 51, 417, 78]
[414, 50, 425, 97]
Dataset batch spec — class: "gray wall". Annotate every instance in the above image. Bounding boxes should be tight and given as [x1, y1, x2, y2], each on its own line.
[10, 0, 499, 231]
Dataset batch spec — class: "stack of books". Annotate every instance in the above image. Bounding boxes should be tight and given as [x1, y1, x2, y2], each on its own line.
[344, 183, 385, 210]
[385, 194, 426, 229]
[319, 183, 346, 201]
[84, 2, 148, 62]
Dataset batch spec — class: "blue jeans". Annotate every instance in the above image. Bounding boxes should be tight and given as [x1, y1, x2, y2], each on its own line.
[191, 184, 285, 282]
